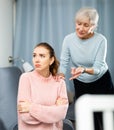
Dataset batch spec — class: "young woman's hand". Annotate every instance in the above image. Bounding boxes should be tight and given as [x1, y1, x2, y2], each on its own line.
[56, 97, 68, 105]
[18, 100, 31, 113]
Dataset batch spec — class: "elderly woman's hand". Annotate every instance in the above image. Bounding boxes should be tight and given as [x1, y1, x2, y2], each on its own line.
[54, 73, 65, 81]
[69, 67, 85, 80]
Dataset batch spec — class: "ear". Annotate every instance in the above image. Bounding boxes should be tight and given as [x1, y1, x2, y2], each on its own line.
[91, 25, 96, 32]
[50, 57, 54, 65]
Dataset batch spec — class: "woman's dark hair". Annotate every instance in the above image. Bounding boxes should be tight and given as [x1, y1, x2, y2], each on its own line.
[34, 42, 60, 76]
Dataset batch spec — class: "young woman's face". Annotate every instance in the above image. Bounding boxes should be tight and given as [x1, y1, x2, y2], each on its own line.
[75, 16, 94, 39]
[32, 46, 54, 72]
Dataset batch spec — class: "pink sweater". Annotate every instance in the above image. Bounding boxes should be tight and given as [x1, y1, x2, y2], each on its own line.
[17, 70, 69, 130]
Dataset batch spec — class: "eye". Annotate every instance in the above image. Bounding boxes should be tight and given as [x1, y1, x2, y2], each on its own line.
[84, 23, 90, 27]
[40, 54, 45, 58]
[33, 53, 36, 57]
[77, 22, 81, 25]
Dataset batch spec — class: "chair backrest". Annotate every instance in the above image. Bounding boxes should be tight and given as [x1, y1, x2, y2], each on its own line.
[75, 94, 114, 130]
[63, 118, 75, 130]
[0, 66, 22, 130]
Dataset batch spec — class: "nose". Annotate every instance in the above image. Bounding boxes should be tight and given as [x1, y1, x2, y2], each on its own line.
[79, 25, 84, 31]
[34, 56, 40, 62]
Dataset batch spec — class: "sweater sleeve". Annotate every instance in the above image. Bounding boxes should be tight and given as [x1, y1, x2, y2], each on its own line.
[17, 73, 41, 125]
[29, 80, 69, 123]
[93, 38, 107, 74]
[59, 37, 71, 75]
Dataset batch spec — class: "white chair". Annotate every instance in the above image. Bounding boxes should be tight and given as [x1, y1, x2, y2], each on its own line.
[75, 94, 114, 130]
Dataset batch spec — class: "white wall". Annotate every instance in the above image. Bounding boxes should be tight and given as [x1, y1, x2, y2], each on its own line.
[0, 0, 14, 67]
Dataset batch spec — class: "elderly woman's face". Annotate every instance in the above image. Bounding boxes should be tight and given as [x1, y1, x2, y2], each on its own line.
[75, 16, 94, 39]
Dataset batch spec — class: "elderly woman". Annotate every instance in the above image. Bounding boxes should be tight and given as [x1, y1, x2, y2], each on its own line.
[59, 7, 114, 130]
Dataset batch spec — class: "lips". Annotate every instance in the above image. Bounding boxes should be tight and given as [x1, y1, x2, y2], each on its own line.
[35, 64, 41, 68]
[78, 31, 85, 35]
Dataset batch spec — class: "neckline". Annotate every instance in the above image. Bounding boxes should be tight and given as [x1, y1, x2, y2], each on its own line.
[33, 70, 52, 81]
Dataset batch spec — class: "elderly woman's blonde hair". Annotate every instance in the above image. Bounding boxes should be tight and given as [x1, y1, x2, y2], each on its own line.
[75, 7, 99, 28]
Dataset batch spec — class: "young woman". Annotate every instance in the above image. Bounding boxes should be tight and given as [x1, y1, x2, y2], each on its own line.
[17, 42, 69, 130]
[59, 7, 114, 130]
